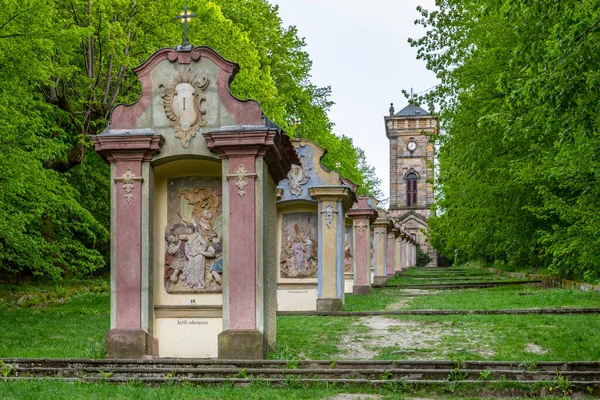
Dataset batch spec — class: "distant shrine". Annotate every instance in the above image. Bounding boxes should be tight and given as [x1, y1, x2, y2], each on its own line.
[385, 103, 438, 266]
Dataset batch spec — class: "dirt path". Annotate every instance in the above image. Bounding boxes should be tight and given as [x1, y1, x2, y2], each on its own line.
[339, 315, 495, 360]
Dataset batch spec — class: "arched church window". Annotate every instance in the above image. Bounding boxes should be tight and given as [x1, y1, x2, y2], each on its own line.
[406, 173, 417, 207]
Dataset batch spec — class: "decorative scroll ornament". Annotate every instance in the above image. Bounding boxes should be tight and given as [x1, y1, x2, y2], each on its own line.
[324, 205, 334, 228]
[160, 69, 210, 148]
[114, 168, 143, 203]
[233, 164, 249, 198]
[288, 155, 312, 197]
[356, 222, 366, 237]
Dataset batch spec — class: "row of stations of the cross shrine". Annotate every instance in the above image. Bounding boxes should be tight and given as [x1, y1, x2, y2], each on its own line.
[276, 138, 417, 312]
[92, 20, 419, 360]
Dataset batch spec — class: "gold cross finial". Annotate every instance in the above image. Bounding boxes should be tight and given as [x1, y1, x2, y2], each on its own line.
[176, 5, 196, 50]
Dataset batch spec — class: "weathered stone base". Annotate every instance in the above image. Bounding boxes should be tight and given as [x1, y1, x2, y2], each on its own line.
[218, 329, 267, 360]
[352, 285, 371, 296]
[372, 276, 387, 287]
[316, 298, 343, 312]
[386, 273, 396, 279]
[105, 329, 157, 359]
[395, 271, 403, 277]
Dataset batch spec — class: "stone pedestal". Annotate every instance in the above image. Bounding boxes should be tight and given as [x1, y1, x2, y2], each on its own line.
[352, 285, 371, 295]
[218, 330, 268, 360]
[93, 134, 163, 359]
[316, 298, 343, 311]
[348, 197, 377, 296]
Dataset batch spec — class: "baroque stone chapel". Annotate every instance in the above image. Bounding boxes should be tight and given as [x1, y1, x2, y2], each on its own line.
[385, 103, 438, 267]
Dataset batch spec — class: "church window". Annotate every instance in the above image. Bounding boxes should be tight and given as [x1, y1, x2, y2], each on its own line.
[406, 173, 417, 206]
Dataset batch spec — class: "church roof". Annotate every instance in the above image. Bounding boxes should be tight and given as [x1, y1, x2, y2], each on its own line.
[395, 103, 430, 117]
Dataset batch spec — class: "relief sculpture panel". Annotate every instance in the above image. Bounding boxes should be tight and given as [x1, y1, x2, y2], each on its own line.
[164, 177, 223, 293]
[280, 212, 318, 278]
[344, 226, 353, 273]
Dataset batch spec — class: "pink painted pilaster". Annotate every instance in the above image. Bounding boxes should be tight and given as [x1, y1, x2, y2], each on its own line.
[347, 198, 377, 295]
[226, 154, 257, 329]
[204, 128, 297, 359]
[92, 133, 163, 358]
[114, 160, 143, 329]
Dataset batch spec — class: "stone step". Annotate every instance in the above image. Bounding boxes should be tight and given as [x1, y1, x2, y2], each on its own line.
[4, 376, 600, 388]
[4, 358, 600, 372]
[385, 280, 541, 289]
[278, 307, 600, 317]
[8, 366, 600, 381]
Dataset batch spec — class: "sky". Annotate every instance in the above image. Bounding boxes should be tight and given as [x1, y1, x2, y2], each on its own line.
[271, 1, 439, 201]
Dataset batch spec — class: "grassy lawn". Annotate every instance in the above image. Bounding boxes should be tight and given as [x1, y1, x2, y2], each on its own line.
[0, 380, 347, 400]
[272, 316, 357, 360]
[343, 289, 400, 311]
[0, 292, 109, 358]
[1, 268, 600, 397]
[401, 285, 600, 310]
[0, 379, 573, 399]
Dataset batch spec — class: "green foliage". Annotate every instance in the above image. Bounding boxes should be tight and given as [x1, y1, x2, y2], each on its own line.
[235, 368, 248, 379]
[478, 370, 492, 381]
[413, 0, 600, 280]
[0, 360, 14, 377]
[0, 0, 380, 280]
[551, 371, 572, 396]
[267, 342, 299, 361]
[415, 246, 432, 267]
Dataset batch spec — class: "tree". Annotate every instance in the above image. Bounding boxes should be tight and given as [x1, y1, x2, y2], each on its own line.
[414, 0, 600, 280]
[0, 0, 380, 280]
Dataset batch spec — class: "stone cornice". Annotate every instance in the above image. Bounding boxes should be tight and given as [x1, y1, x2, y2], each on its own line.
[308, 186, 355, 212]
[347, 207, 377, 224]
[203, 128, 298, 183]
[92, 133, 164, 162]
[133, 46, 238, 78]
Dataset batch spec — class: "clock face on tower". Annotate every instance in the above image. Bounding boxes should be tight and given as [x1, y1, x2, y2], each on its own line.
[407, 141, 417, 151]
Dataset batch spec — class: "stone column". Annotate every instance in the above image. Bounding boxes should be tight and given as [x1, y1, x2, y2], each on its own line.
[407, 241, 414, 268]
[386, 230, 397, 278]
[372, 218, 389, 287]
[93, 133, 164, 359]
[413, 243, 418, 266]
[347, 202, 377, 295]
[205, 129, 294, 359]
[396, 236, 403, 274]
[309, 187, 354, 311]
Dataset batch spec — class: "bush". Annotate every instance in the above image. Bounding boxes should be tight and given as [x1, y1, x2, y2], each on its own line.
[416, 246, 432, 267]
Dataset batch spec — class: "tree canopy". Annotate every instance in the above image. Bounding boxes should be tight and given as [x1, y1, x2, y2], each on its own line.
[413, 0, 600, 281]
[0, 0, 381, 280]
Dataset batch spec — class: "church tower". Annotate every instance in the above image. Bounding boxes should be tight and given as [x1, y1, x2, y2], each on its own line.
[385, 103, 437, 266]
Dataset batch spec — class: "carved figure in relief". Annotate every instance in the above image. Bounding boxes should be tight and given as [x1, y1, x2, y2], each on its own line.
[280, 212, 318, 278]
[165, 234, 186, 283]
[344, 228, 353, 273]
[164, 178, 222, 293]
[206, 232, 223, 290]
[181, 222, 215, 290]
[160, 69, 210, 148]
[287, 155, 312, 197]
